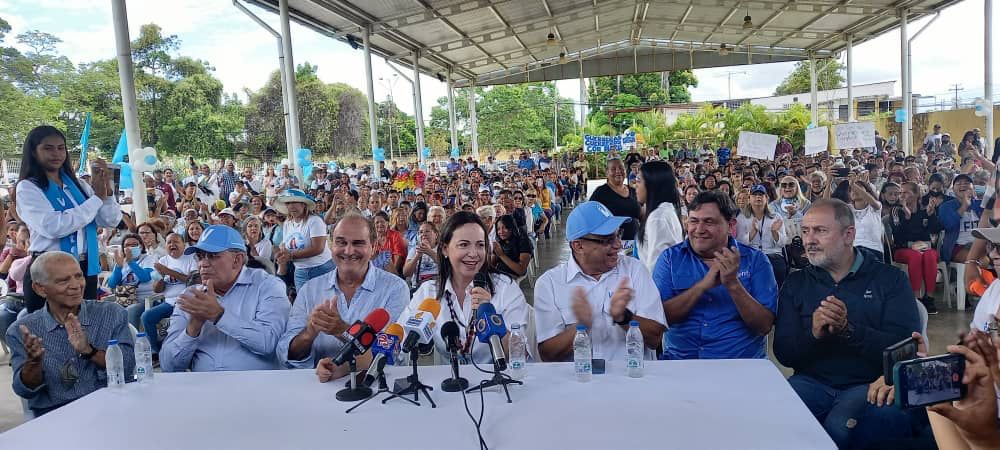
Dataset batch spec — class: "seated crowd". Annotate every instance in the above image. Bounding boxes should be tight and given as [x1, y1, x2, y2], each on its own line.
[3, 124, 999, 449]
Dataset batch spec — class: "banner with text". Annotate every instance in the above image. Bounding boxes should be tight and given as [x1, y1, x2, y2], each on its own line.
[584, 130, 637, 152]
[834, 122, 876, 149]
[805, 126, 829, 156]
[736, 131, 778, 161]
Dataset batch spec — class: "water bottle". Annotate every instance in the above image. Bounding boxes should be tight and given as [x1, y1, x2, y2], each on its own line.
[134, 332, 154, 384]
[573, 324, 592, 382]
[105, 339, 126, 389]
[625, 320, 644, 378]
[508, 324, 527, 380]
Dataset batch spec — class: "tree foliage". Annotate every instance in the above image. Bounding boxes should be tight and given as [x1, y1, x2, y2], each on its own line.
[774, 59, 845, 96]
[586, 71, 698, 131]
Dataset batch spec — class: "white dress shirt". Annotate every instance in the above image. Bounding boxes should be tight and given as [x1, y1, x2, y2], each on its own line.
[399, 273, 528, 366]
[533, 254, 667, 362]
[16, 177, 122, 253]
[735, 212, 788, 256]
[636, 202, 683, 274]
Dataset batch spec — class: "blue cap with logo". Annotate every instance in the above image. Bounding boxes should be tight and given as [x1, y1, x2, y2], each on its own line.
[566, 201, 631, 241]
[184, 225, 246, 255]
[750, 184, 767, 195]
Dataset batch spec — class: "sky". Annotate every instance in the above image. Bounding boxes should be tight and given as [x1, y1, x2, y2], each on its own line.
[1, 0, 997, 121]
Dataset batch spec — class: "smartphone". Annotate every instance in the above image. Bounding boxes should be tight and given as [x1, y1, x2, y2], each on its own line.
[893, 353, 966, 409]
[834, 167, 850, 178]
[591, 358, 606, 375]
[882, 337, 918, 385]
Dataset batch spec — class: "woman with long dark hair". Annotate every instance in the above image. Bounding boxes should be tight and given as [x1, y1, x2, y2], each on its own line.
[16, 125, 122, 312]
[399, 211, 528, 365]
[635, 161, 683, 273]
[490, 214, 532, 278]
[736, 185, 788, 286]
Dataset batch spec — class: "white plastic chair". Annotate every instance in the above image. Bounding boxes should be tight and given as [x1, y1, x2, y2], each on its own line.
[945, 262, 968, 310]
[524, 304, 539, 362]
[915, 298, 929, 350]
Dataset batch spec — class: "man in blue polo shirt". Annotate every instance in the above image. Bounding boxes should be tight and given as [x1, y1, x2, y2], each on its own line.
[773, 199, 922, 449]
[652, 190, 778, 359]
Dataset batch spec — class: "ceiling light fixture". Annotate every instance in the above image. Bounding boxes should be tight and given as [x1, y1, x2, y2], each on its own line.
[743, 7, 753, 29]
[546, 32, 557, 46]
[558, 52, 567, 64]
[719, 44, 730, 56]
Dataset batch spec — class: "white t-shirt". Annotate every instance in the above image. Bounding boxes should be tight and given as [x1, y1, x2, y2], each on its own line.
[852, 205, 884, 253]
[405, 247, 438, 287]
[282, 215, 331, 269]
[157, 253, 198, 304]
[969, 280, 1000, 418]
[956, 209, 980, 246]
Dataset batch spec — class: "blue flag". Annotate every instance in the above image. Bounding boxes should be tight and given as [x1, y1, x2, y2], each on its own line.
[76, 113, 92, 174]
[111, 129, 128, 164]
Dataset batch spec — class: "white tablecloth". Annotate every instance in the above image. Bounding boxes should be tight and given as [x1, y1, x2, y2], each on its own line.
[0, 359, 834, 450]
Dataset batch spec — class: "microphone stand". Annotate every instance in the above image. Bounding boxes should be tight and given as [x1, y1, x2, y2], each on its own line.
[335, 358, 374, 402]
[440, 346, 470, 392]
[383, 348, 436, 408]
[346, 359, 416, 414]
[465, 341, 522, 403]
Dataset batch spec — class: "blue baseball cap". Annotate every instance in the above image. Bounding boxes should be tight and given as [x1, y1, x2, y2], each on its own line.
[750, 184, 767, 195]
[184, 225, 246, 255]
[566, 201, 631, 242]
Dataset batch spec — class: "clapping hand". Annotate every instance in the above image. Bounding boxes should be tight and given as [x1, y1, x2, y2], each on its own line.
[608, 277, 633, 323]
[307, 298, 348, 336]
[65, 313, 93, 355]
[770, 218, 783, 234]
[571, 287, 592, 329]
[19, 325, 45, 362]
[714, 247, 741, 286]
[811, 296, 848, 339]
[177, 279, 224, 325]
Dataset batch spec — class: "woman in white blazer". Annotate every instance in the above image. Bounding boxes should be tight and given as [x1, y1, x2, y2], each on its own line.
[636, 161, 684, 274]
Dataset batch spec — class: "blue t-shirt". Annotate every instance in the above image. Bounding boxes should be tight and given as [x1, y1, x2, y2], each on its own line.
[717, 147, 731, 166]
[652, 238, 778, 360]
[517, 159, 536, 170]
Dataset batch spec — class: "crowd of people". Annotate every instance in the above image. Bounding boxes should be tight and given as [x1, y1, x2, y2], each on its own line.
[2, 123, 999, 449]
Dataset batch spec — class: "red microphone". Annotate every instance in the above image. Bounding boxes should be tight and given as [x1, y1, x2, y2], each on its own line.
[331, 308, 390, 366]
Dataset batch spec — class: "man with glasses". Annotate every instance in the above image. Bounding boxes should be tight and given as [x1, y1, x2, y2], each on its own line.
[161, 225, 290, 372]
[534, 201, 666, 362]
[7, 251, 134, 416]
[653, 190, 778, 360]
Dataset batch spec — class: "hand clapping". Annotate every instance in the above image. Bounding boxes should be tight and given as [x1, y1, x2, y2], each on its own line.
[19, 325, 45, 362]
[177, 279, 224, 325]
[811, 296, 848, 339]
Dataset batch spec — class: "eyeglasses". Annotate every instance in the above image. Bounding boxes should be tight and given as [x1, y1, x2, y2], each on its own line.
[193, 250, 234, 261]
[779, 182, 796, 188]
[577, 231, 623, 247]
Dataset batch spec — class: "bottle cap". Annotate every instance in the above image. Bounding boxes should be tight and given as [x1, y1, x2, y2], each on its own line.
[576, 324, 587, 331]
[108, 339, 118, 345]
[629, 320, 640, 327]
[136, 332, 146, 337]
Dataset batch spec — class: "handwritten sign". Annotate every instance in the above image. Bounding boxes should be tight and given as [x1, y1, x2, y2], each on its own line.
[584, 130, 637, 152]
[834, 122, 876, 149]
[736, 131, 778, 161]
[805, 126, 829, 156]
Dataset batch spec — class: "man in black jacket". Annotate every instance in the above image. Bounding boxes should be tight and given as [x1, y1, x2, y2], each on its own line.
[774, 199, 922, 449]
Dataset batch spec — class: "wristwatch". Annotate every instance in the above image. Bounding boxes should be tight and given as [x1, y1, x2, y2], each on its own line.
[78, 345, 98, 360]
[613, 308, 635, 326]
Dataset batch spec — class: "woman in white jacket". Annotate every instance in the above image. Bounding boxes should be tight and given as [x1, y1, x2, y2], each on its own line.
[736, 184, 789, 286]
[636, 161, 683, 274]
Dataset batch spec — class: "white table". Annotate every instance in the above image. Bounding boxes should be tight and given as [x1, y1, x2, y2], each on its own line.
[0, 359, 834, 450]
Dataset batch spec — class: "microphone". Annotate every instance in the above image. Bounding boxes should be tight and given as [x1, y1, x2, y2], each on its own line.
[475, 303, 508, 371]
[466, 273, 492, 352]
[401, 299, 441, 353]
[331, 308, 390, 366]
[359, 323, 404, 388]
[439, 321, 469, 392]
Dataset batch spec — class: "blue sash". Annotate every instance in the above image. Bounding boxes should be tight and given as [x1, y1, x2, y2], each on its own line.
[41, 172, 100, 276]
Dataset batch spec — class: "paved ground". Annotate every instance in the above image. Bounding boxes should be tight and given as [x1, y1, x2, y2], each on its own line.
[0, 201, 977, 433]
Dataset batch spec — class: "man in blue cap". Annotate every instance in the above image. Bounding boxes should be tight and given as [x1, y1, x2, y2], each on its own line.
[160, 225, 290, 372]
[533, 201, 666, 362]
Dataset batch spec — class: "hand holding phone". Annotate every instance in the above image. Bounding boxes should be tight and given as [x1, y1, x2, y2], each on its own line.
[893, 353, 965, 409]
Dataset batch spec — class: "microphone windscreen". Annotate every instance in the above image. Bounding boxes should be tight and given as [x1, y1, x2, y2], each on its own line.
[418, 298, 442, 317]
[384, 323, 405, 339]
[363, 308, 391, 332]
[473, 272, 491, 293]
[440, 320, 460, 339]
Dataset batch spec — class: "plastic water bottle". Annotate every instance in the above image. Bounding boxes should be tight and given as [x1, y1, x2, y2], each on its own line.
[573, 324, 592, 382]
[134, 332, 154, 384]
[105, 340, 126, 389]
[508, 324, 527, 380]
[625, 320, 644, 378]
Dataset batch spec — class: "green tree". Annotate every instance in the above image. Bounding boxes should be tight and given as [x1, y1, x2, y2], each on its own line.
[15, 30, 73, 95]
[587, 71, 697, 131]
[774, 60, 845, 95]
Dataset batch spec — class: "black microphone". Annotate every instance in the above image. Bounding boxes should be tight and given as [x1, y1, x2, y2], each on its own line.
[331, 308, 390, 366]
[439, 321, 469, 392]
[466, 272, 491, 351]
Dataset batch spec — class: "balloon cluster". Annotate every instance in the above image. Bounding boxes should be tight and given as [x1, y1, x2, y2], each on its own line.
[297, 148, 313, 180]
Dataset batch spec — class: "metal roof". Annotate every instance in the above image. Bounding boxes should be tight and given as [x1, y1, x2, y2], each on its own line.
[244, 0, 961, 88]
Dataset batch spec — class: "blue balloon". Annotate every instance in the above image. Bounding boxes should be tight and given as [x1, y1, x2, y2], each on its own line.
[450, 147, 460, 158]
[143, 154, 157, 166]
[297, 148, 312, 161]
[301, 160, 313, 180]
[422, 147, 431, 158]
[373, 147, 386, 162]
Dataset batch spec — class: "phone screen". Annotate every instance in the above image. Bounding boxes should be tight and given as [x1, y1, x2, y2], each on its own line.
[883, 337, 918, 385]
[894, 353, 965, 409]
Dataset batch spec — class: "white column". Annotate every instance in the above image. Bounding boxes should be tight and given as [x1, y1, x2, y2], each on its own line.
[579, 57, 587, 129]
[900, 9, 910, 155]
[447, 69, 458, 155]
[363, 27, 379, 182]
[110, 0, 148, 222]
[412, 50, 426, 167]
[809, 58, 818, 126]
[553, 100, 559, 150]
[469, 84, 479, 160]
[846, 35, 854, 122]
[987, 0, 994, 158]
[279, 0, 302, 180]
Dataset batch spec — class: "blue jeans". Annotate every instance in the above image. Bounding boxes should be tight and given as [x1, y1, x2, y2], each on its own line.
[126, 303, 144, 330]
[852, 402, 933, 449]
[788, 374, 870, 449]
[141, 302, 174, 352]
[293, 259, 335, 291]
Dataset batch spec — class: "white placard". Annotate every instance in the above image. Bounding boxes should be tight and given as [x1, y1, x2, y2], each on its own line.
[736, 131, 778, 161]
[834, 122, 876, 149]
[805, 126, 829, 155]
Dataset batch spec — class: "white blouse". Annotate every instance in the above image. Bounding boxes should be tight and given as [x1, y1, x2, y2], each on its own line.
[636, 202, 683, 274]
